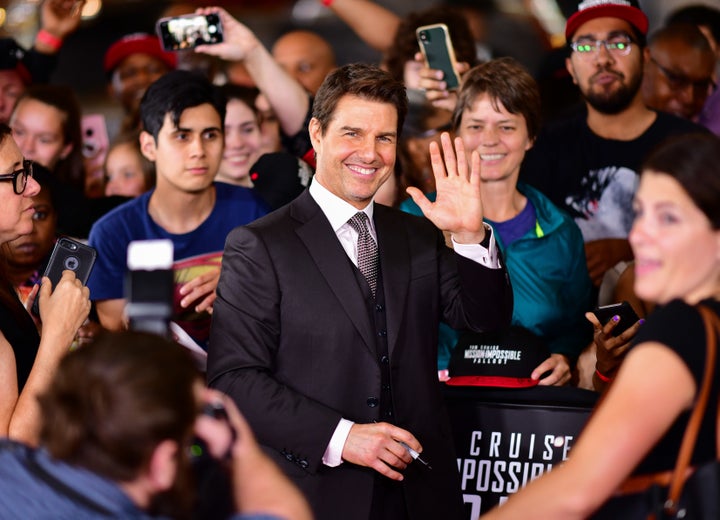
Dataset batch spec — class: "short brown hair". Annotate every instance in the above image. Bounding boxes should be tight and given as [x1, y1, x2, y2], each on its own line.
[312, 63, 408, 137]
[452, 57, 542, 142]
[39, 331, 201, 482]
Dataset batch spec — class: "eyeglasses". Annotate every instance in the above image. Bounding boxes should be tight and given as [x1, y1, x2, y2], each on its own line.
[648, 55, 716, 96]
[570, 35, 633, 60]
[0, 160, 34, 195]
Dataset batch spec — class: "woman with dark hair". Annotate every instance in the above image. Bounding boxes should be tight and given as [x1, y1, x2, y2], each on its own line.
[0, 122, 90, 445]
[482, 132, 720, 518]
[215, 84, 262, 188]
[10, 84, 84, 192]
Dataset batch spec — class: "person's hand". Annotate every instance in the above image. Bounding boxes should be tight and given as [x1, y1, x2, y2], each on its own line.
[531, 353, 571, 386]
[179, 268, 220, 314]
[407, 132, 485, 244]
[195, 388, 243, 461]
[584, 238, 633, 286]
[586, 311, 643, 382]
[193, 7, 261, 62]
[39, 0, 85, 41]
[37, 270, 91, 348]
[341, 422, 420, 481]
[75, 319, 103, 347]
[415, 52, 470, 111]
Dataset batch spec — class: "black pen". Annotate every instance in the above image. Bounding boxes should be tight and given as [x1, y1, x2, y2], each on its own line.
[398, 441, 432, 470]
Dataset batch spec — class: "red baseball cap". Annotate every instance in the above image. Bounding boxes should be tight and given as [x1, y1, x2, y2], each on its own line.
[565, 0, 649, 40]
[103, 33, 177, 75]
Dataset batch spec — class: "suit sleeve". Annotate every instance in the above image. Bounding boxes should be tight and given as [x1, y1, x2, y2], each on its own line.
[207, 226, 341, 474]
[439, 235, 513, 333]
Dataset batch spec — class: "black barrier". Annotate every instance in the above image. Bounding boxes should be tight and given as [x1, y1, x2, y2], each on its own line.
[444, 385, 599, 519]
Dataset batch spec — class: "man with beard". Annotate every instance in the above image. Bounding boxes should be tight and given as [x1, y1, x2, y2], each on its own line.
[520, 0, 705, 288]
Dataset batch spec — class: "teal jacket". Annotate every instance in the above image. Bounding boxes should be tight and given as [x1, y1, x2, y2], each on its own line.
[400, 183, 593, 369]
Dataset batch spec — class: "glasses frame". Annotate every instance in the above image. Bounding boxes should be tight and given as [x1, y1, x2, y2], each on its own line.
[0, 160, 34, 195]
[648, 55, 717, 95]
[570, 35, 634, 60]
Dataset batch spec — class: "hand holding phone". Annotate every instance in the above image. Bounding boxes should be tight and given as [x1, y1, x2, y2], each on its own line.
[156, 13, 224, 52]
[416, 23, 461, 90]
[32, 237, 96, 317]
[593, 301, 641, 337]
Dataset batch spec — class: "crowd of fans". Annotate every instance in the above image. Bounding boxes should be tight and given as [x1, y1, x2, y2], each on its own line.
[2, 0, 720, 518]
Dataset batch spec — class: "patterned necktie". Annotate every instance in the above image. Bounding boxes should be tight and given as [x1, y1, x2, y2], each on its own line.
[348, 212, 379, 296]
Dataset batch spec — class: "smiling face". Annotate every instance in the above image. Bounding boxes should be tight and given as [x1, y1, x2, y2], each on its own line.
[457, 93, 532, 185]
[566, 17, 644, 114]
[309, 95, 397, 209]
[630, 171, 720, 305]
[217, 98, 261, 187]
[10, 97, 72, 170]
[0, 136, 41, 244]
[140, 103, 223, 196]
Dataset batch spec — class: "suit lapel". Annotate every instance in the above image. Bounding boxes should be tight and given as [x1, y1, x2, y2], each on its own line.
[374, 205, 410, 357]
[291, 192, 377, 355]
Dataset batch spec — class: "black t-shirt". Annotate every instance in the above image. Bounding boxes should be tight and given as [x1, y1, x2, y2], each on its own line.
[0, 284, 40, 392]
[630, 299, 720, 474]
[520, 110, 706, 243]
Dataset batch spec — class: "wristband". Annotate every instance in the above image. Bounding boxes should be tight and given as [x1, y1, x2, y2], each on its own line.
[321, 0, 334, 6]
[595, 368, 613, 383]
[37, 29, 63, 51]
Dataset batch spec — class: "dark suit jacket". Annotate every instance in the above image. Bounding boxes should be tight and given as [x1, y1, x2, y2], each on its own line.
[208, 190, 512, 520]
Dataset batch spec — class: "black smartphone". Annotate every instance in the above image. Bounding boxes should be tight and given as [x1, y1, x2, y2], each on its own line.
[416, 23, 461, 90]
[32, 237, 97, 316]
[156, 13, 223, 52]
[593, 301, 641, 337]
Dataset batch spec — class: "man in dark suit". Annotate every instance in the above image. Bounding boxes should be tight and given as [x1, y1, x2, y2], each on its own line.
[208, 63, 512, 520]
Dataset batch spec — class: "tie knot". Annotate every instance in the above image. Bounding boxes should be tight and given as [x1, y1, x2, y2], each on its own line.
[348, 212, 370, 234]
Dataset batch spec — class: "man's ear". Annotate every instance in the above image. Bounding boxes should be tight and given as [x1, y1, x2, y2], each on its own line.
[59, 142, 73, 161]
[308, 117, 322, 155]
[146, 439, 179, 493]
[565, 57, 578, 86]
[139, 131, 157, 162]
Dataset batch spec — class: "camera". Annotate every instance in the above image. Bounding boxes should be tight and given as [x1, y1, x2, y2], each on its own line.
[156, 13, 224, 52]
[125, 239, 174, 336]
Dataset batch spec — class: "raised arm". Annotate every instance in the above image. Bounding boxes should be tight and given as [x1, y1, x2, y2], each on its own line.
[321, 0, 401, 52]
[194, 7, 309, 137]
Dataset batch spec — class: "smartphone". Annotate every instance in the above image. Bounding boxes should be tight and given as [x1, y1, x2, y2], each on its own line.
[416, 23, 461, 90]
[81, 114, 109, 199]
[32, 237, 97, 316]
[156, 13, 223, 52]
[593, 301, 641, 337]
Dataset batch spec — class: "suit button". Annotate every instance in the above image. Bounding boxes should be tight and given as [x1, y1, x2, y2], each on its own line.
[385, 410, 393, 418]
[377, 330, 387, 337]
[367, 397, 379, 407]
[380, 355, 389, 364]
[382, 384, 390, 391]
[299, 459, 309, 469]
[375, 304, 384, 312]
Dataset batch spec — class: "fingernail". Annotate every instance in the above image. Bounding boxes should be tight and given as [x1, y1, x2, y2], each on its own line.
[612, 315, 620, 322]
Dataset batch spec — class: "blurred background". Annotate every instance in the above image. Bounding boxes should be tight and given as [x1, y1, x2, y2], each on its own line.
[0, 0, 716, 121]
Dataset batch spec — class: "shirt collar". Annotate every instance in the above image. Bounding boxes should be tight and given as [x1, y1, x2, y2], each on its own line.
[309, 178, 375, 233]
